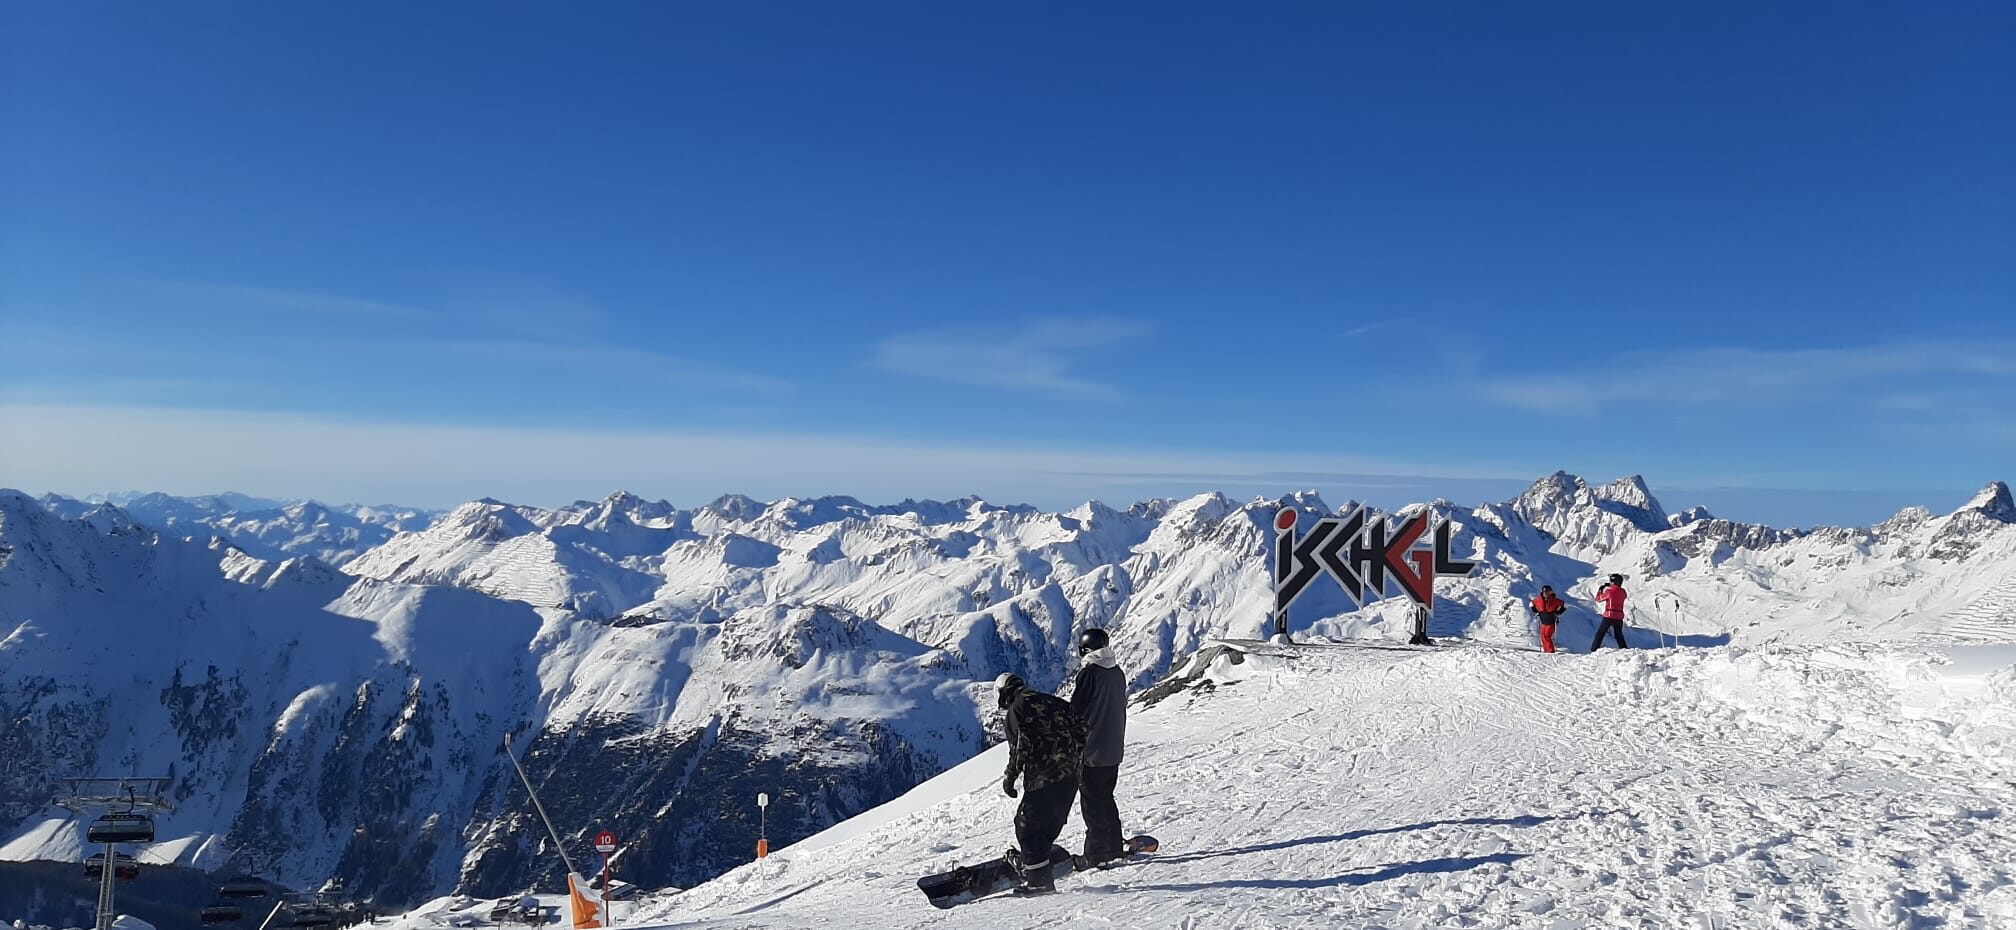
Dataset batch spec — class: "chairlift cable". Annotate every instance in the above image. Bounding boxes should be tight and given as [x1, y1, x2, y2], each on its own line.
[502, 732, 580, 877]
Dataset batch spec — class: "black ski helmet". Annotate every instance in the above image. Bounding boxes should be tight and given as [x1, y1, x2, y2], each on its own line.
[994, 672, 1026, 708]
[1078, 628, 1110, 656]
[1609, 573, 1624, 585]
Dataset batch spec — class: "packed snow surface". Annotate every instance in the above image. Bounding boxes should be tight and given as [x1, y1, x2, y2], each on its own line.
[493, 639, 2016, 930]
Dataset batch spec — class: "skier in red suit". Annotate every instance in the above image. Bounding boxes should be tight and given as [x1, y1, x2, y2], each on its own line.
[1529, 585, 1565, 653]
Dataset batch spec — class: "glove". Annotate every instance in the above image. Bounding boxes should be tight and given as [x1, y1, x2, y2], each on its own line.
[1001, 775, 1018, 798]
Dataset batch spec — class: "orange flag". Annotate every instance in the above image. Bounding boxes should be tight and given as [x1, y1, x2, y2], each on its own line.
[567, 873, 602, 929]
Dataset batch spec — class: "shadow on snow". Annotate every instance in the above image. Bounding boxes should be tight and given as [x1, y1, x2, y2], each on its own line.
[1128, 853, 1527, 893]
[1586, 626, 1733, 650]
[1115, 812, 1598, 891]
[1146, 814, 1559, 866]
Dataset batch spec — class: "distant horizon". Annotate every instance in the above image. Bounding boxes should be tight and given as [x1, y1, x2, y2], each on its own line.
[13, 462, 2003, 533]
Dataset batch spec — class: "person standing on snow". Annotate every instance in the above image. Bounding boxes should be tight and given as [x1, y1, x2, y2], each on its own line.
[1529, 585, 1566, 654]
[1591, 573, 1630, 650]
[1069, 628, 1128, 866]
[997, 672, 1086, 893]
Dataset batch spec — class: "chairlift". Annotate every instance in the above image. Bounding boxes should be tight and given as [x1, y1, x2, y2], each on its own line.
[290, 907, 334, 928]
[87, 811, 156, 844]
[84, 851, 140, 881]
[200, 904, 246, 924]
[217, 878, 270, 899]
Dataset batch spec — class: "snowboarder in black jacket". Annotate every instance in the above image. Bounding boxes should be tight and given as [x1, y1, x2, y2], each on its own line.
[997, 672, 1085, 893]
[1069, 628, 1128, 866]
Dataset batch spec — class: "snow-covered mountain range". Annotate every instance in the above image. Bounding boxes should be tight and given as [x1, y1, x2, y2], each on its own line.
[39, 492, 435, 566]
[4, 473, 2013, 912]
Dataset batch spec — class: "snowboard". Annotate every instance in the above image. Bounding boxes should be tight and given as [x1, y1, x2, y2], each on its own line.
[1079, 833, 1160, 869]
[917, 835, 1159, 908]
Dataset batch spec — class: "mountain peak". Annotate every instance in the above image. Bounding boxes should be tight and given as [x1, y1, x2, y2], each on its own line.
[213, 491, 291, 513]
[1924, 480, 2016, 559]
[1957, 481, 2016, 522]
[703, 493, 765, 521]
[1506, 471, 1669, 551]
[1877, 505, 1935, 533]
[1602, 474, 1655, 507]
[1671, 505, 1714, 527]
[1259, 489, 1332, 517]
[442, 498, 540, 540]
[1595, 474, 1668, 529]
[1511, 472, 1588, 524]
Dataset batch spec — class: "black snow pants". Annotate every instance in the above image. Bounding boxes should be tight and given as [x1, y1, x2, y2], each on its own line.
[1014, 776, 1079, 868]
[1078, 764, 1124, 862]
[1590, 618, 1629, 651]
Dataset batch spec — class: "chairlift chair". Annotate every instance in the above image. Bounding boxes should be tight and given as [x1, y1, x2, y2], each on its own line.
[290, 907, 334, 928]
[84, 851, 140, 881]
[87, 811, 156, 844]
[200, 904, 246, 924]
[217, 878, 270, 899]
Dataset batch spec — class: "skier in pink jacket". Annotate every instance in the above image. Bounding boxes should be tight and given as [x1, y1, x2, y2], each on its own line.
[1590, 573, 1630, 651]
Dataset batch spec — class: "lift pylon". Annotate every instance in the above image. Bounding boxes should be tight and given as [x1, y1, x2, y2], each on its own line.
[58, 777, 172, 930]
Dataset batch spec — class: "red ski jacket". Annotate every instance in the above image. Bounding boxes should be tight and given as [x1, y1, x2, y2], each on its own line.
[1531, 592, 1565, 617]
[1596, 584, 1627, 620]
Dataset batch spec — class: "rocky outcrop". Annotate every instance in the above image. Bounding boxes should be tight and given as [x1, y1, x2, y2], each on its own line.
[1928, 482, 2016, 561]
[459, 714, 946, 895]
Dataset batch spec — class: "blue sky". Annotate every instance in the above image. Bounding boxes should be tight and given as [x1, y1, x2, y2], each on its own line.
[2, 2, 2011, 527]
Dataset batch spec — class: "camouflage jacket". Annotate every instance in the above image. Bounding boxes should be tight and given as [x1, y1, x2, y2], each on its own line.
[1004, 689, 1087, 790]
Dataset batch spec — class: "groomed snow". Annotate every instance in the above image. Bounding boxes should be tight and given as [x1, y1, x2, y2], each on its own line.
[534, 640, 2016, 930]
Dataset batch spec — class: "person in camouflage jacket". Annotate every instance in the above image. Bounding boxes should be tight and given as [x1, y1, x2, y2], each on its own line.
[997, 673, 1086, 892]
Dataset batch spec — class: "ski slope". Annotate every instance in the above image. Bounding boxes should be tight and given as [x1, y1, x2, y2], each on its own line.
[525, 639, 2016, 930]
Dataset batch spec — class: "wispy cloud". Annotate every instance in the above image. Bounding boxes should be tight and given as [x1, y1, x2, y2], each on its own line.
[424, 338, 792, 393]
[871, 317, 1152, 396]
[1482, 342, 2016, 415]
[436, 272, 615, 343]
[139, 280, 427, 318]
[1341, 316, 1412, 339]
[15, 279, 793, 397]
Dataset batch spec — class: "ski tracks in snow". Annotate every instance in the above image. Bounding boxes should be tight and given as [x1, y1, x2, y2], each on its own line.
[505, 641, 2014, 930]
